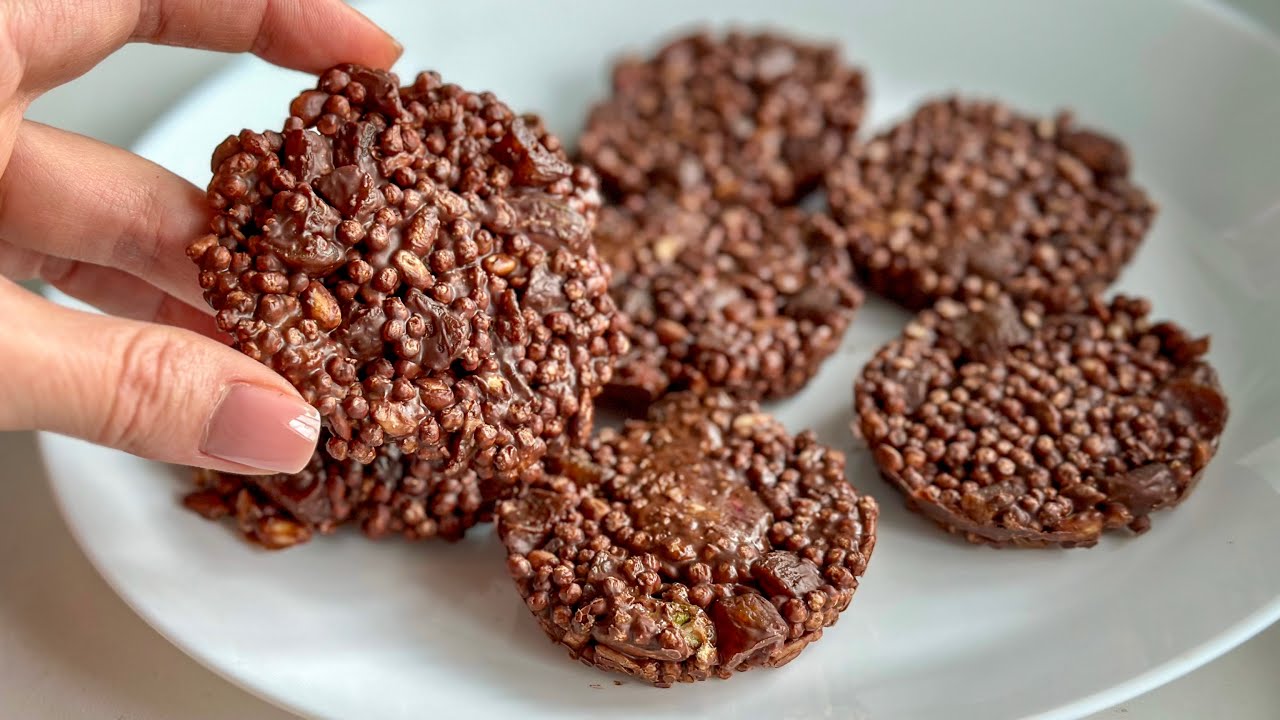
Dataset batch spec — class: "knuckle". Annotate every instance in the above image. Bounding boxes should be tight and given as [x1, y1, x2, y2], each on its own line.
[35, 254, 77, 287]
[97, 325, 186, 451]
[0, 238, 44, 281]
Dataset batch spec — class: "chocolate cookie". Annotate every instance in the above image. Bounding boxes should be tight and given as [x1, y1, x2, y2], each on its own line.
[188, 64, 625, 481]
[826, 97, 1156, 309]
[596, 194, 863, 405]
[854, 294, 1228, 548]
[580, 31, 867, 208]
[498, 392, 878, 685]
[184, 434, 495, 549]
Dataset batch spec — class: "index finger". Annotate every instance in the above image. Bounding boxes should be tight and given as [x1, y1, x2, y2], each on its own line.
[9, 0, 402, 92]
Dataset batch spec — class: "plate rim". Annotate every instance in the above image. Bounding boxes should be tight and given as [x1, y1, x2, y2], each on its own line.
[38, 429, 324, 720]
[41, 1, 1280, 717]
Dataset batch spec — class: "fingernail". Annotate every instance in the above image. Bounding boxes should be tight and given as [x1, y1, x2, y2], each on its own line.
[390, 37, 404, 58]
[201, 384, 320, 473]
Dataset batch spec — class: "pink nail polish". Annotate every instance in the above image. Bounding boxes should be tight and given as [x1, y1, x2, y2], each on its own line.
[201, 384, 320, 473]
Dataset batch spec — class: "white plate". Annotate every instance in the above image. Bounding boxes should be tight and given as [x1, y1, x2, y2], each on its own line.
[39, 1, 1280, 718]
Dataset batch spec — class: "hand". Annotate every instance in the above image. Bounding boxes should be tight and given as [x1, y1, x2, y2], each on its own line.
[0, 0, 401, 473]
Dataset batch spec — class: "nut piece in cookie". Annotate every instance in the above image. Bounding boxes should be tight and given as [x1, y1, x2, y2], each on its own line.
[855, 294, 1227, 548]
[498, 392, 878, 685]
[188, 64, 625, 487]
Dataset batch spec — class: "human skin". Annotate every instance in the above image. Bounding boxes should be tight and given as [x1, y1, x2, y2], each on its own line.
[0, 0, 401, 473]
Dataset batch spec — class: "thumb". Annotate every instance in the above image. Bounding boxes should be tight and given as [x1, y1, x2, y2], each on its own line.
[0, 282, 319, 474]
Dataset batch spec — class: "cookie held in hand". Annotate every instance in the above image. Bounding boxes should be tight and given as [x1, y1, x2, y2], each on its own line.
[189, 64, 625, 485]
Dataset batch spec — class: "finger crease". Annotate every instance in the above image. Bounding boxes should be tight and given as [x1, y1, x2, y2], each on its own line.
[99, 326, 174, 451]
[0, 25, 23, 97]
[134, 0, 170, 43]
[113, 184, 169, 279]
[0, 2, 28, 90]
[248, 0, 277, 59]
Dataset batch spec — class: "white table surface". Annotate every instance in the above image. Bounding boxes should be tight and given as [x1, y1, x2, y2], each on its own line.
[6, 9, 1280, 717]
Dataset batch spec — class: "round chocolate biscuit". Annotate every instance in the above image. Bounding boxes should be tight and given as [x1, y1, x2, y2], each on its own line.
[855, 294, 1228, 548]
[579, 31, 867, 208]
[185, 432, 495, 549]
[826, 97, 1156, 309]
[596, 194, 863, 405]
[497, 392, 878, 686]
[188, 64, 625, 479]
